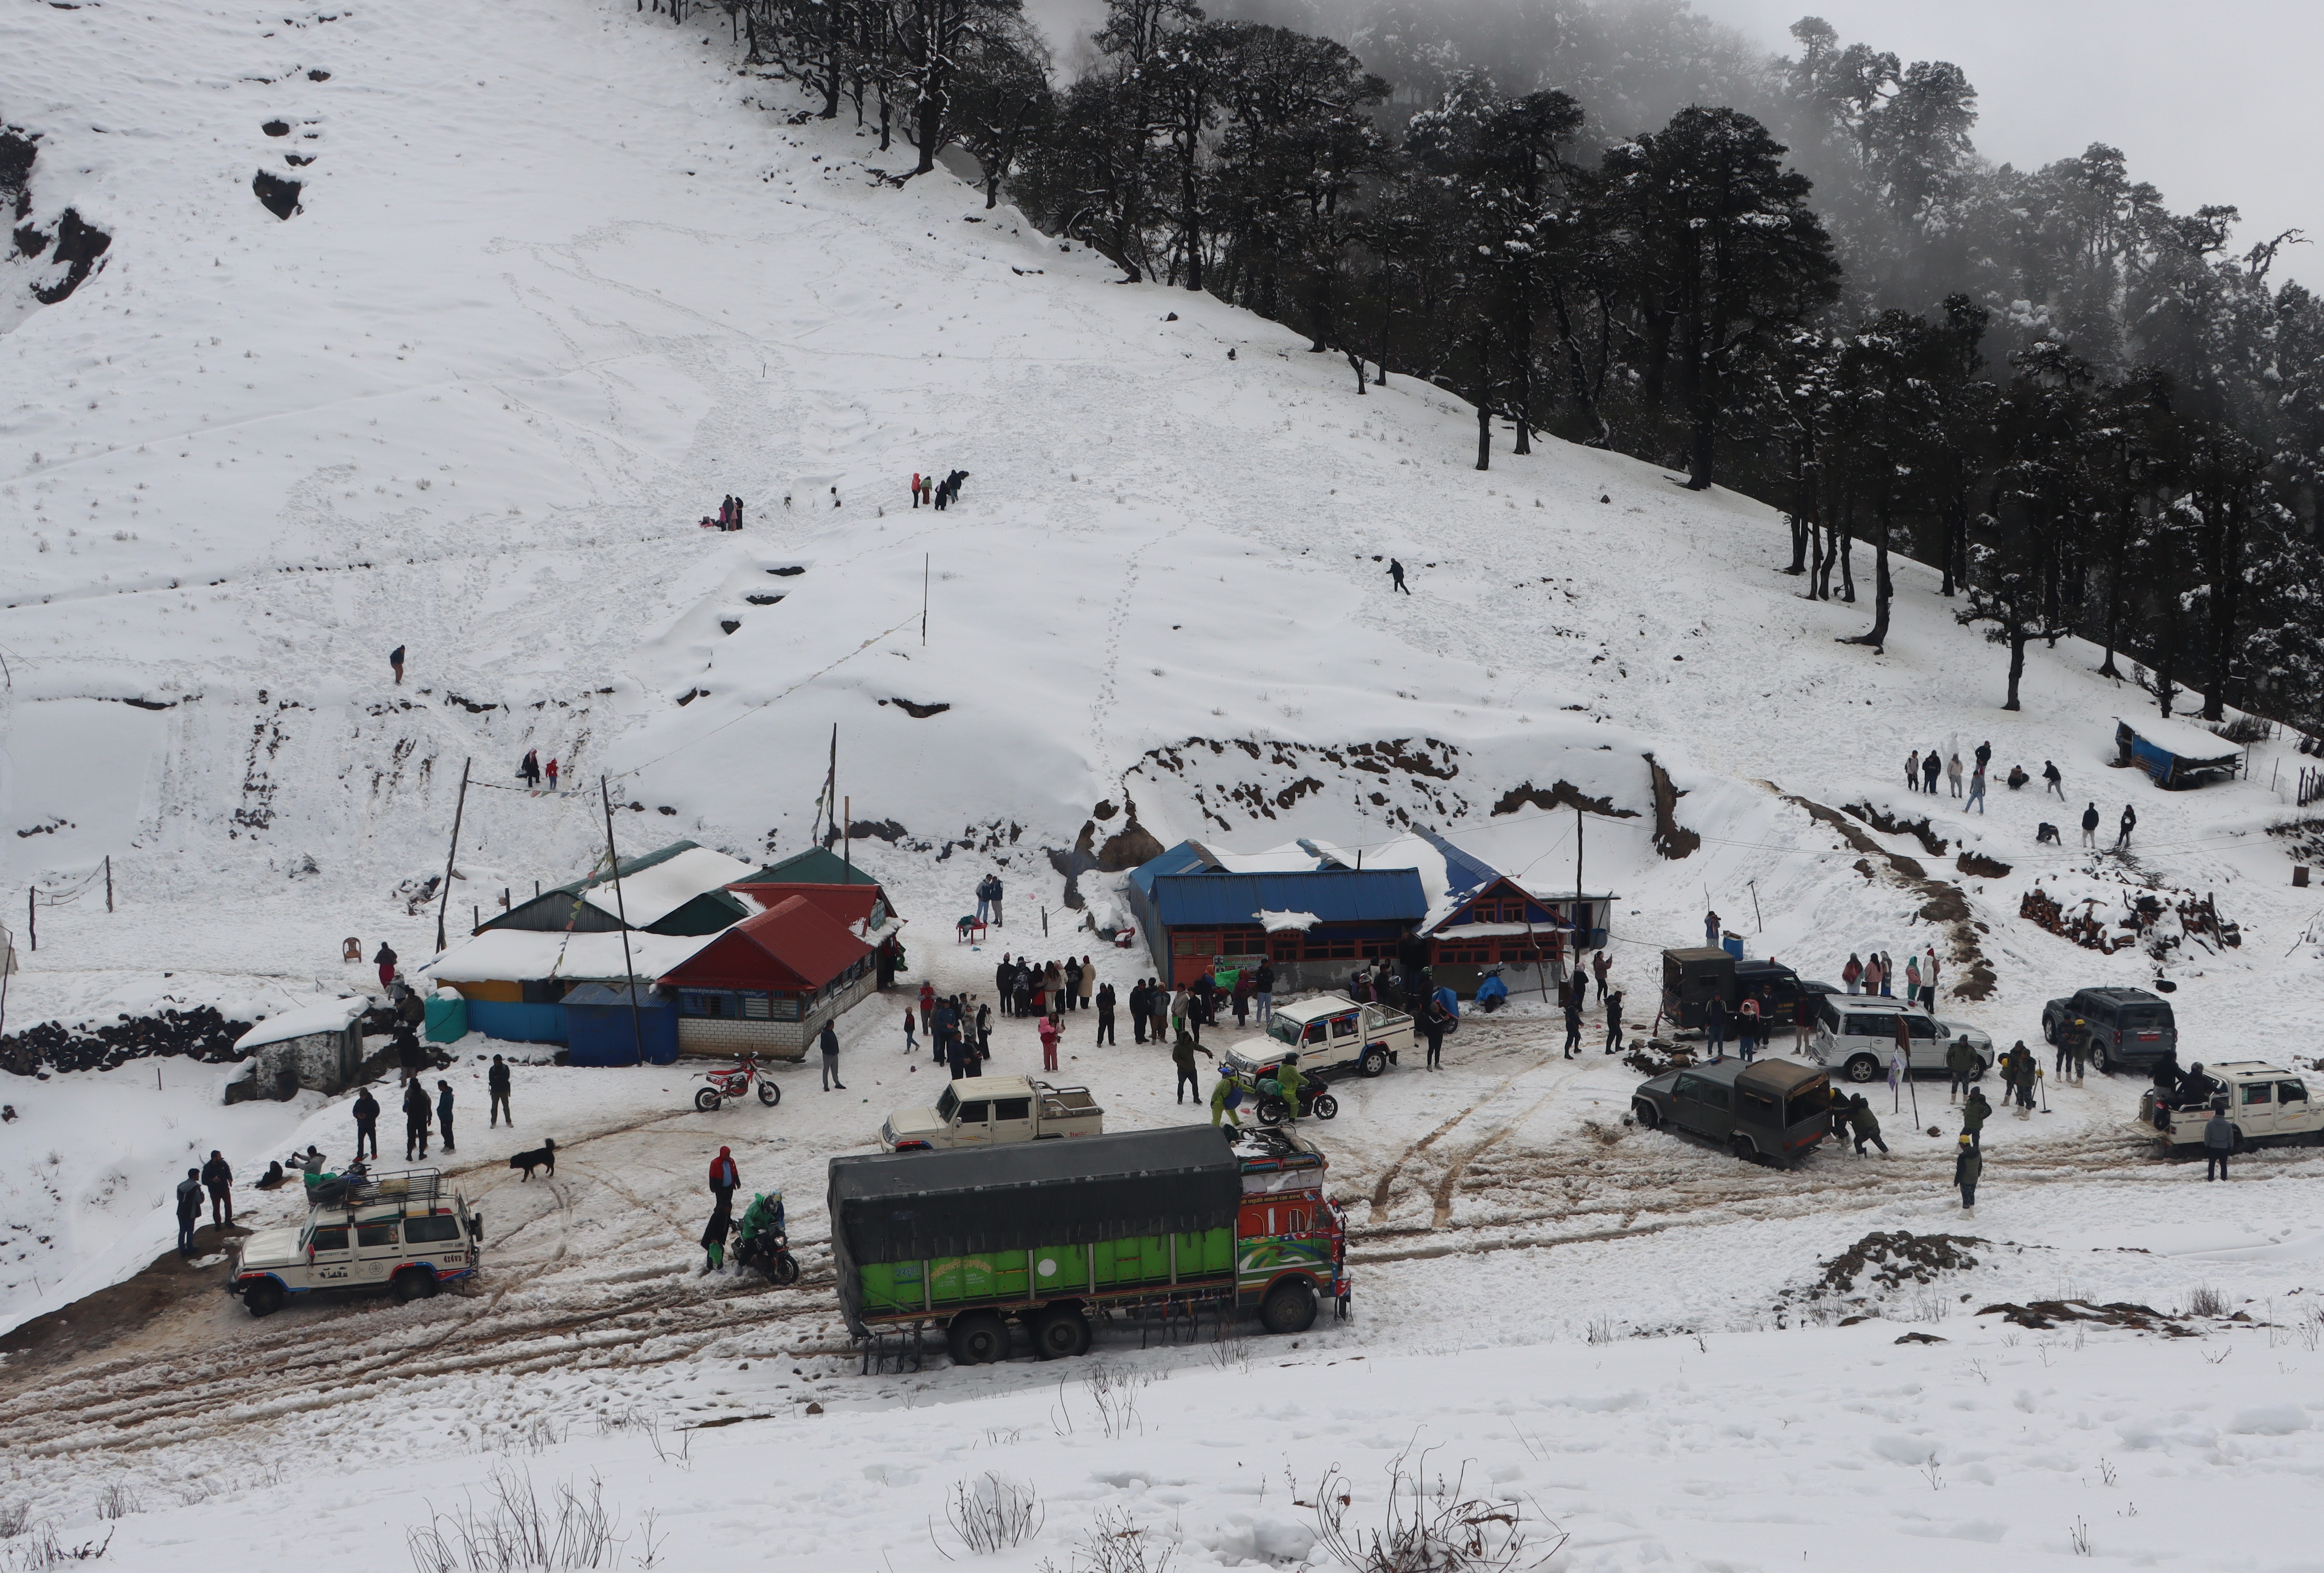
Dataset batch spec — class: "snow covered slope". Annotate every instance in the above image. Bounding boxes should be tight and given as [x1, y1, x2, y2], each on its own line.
[6, 0, 2324, 1469]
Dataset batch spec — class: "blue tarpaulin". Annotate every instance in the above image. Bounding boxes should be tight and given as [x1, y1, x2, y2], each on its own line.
[563, 983, 678, 1065]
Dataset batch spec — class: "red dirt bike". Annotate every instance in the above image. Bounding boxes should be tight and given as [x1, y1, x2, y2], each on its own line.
[694, 1055, 781, 1112]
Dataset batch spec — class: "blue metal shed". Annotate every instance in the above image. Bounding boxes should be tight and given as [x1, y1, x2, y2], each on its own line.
[562, 984, 679, 1066]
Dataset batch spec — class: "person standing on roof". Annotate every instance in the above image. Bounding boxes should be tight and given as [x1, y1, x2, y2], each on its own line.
[1387, 559, 1411, 594]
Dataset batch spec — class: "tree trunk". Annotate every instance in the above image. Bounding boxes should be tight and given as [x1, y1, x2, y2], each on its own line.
[1472, 327, 1492, 472]
[2098, 558, 2123, 679]
[1838, 511, 1856, 603]
[2004, 622, 2026, 711]
[1510, 293, 1533, 456]
[1345, 350, 1367, 395]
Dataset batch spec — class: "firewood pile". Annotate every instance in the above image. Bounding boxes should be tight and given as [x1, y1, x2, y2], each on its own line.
[2019, 887, 2127, 952]
[1, 1005, 253, 1077]
[1625, 1040, 1698, 1077]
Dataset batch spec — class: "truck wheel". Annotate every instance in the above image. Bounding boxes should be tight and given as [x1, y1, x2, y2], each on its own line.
[242, 1279, 285, 1319]
[1259, 1279, 1316, 1336]
[1845, 1055, 1879, 1084]
[1729, 1133, 1760, 1166]
[2090, 1045, 2111, 1075]
[694, 1087, 723, 1113]
[1632, 1099, 1661, 1129]
[1359, 1048, 1387, 1078]
[946, 1310, 1009, 1366]
[392, 1269, 439, 1304]
[1254, 1096, 1288, 1127]
[2043, 1017, 2059, 1046]
[1310, 1093, 1340, 1120]
[1031, 1304, 1092, 1360]
[758, 1080, 781, 1107]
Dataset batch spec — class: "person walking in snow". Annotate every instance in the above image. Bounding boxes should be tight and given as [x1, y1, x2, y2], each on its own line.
[1946, 753, 1964, 797]
[1794, 992, 1814, 1052]
[1079, 955, 1094, 1011]
[519, 749, 542, 790]
[389, 644, 406, 685]
[1063, 957, 1083, 1014]
[1946, 1033, 1978, 1103]
[1172, 1030, 1210, 1103]
[902, 1007, 918, 1052]
[2203, 1104, 2236, 1180]
[544, 758, 558, 792]
[2081, 801, 2101, 847]
[373, 941, 399, 991]
[1039, 1013, 1061, 1073]
[2043, 760, 2064, 799]
[1210, 1067, 1242, 1128]
[1563, 989, 1585, 1058]
[1737, 993, 1761, 1063]
[402, 1078, 431, 1161]
[1921, 946, 1940, 1008]
[1422, 994, 1451, 1068]
[1704, 910, 1720, 947]
[819, 1020, 845, 1090]
[176, 1169, 204, 1256]
[918, 981, 935, 1037]
[1953, 1135, 1982, 1209]
[911, 472, 923, 508]
[700, 1204, 732, 1273]
[201, 1150, 234, 1228]
[708, 1146, 740, 1212]
[352, 1086, 381, 1161]
[1974, 740, 1992, 774]
[1904, 954, 1923, 1006]
[1966, 765, 1987, 814]
[436, 1079, 456, 1153]
[2117, 803, 2137, 849]
[1920, 752, 1940, 792]
[1387, 559, 1411, 594]
[1095, 982, 1117, 1045]
[1603, 988, 1625, 1055]
[1151, 984, 1171, 1046]
[1906, 750, 1920, 792]
[489, 1054, 512, 1127]
[1961, 1086, 1992, 1148]
[1592, 949, 1611, 1003]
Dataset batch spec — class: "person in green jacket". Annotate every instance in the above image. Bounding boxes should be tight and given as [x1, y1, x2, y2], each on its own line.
[1961, 1087, 1992, 1148]
[1846, 1094, 1888, 1155]
[1945, 1036, 1978, 1103]
[1268, 1053, 1304, 1122]
[1210, 1069, 1243, 1128]
[1953, 1134, 1982, 1209]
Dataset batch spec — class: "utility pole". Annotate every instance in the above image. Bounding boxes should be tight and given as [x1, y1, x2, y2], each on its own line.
[922, 554, 929, 646]
[602, 776, 647, 1068]
[434, 757, 471, 952]
[26, 889, 33, 953]
[1574, 803, 1585, 988]
[843, 795, 851, 882]
[105, 855, 113, 914]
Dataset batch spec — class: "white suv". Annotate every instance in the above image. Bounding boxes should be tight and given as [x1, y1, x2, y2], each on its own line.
[225, 1167, 479, 1317]
[1809, 999, 1993, 1085]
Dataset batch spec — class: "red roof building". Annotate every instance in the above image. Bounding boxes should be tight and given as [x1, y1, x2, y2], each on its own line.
[659, 896, 878, 1058]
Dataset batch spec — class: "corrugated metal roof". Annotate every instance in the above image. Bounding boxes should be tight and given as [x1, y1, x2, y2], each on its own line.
[1146, 868, 1427, 927]
[736, 847, 884, 886]
[660, 894, 873, 991]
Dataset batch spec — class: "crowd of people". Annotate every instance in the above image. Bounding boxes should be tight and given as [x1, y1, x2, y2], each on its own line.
[1836, 945, 1942, 1008]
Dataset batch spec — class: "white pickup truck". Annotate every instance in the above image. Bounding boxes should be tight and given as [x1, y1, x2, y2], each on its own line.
[2135, 1060, 2324, 1155]
[1224, 995, 1413, 1090]
[224, 1167, 479, 1317]
[880, 1075, 1104, 1151]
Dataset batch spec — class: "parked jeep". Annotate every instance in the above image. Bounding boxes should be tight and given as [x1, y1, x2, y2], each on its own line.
[225, 1167, 479, 1317]
[1223, 995, 1413, 1089]
[1809, 999, 1993, 1084]
[881, 1076, 1103, 1151]
[1632, 1058, 1835, 1167]
[2135, 1061, 2323, 1154]
[2042, 986, 2176, 1074]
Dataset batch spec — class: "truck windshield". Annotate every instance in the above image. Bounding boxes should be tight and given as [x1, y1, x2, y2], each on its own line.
[1267, 1017, 1302, 1046]
[935, 1086, 959, 1121]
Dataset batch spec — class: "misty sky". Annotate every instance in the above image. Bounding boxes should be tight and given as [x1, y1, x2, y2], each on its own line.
[1716, 0, 2323, 289]
[1022, 0, 2322, 292]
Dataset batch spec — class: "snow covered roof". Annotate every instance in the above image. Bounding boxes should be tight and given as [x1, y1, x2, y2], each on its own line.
[2114, 715, 2241, 763]
[576, 845, 755, 926]
[422, 928, 717, 984]
[234, 995, 366, 1051]
[1257, 910, 1321, 932]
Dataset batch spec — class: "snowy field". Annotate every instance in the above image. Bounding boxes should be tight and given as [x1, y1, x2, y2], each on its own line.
[5, 0, 2324, 1564]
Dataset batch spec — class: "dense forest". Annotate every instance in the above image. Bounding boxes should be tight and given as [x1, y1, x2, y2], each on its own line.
[716, 0, 2324, 728]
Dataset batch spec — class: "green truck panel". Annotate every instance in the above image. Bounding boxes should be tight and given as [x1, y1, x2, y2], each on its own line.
[856, 1227, 1236, 1316]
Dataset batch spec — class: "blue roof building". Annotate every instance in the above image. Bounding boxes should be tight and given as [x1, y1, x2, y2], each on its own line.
[1125, 840, 1428, 986]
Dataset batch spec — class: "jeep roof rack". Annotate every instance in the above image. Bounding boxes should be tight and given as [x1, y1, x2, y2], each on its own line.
[309, 1166, 447, 1215]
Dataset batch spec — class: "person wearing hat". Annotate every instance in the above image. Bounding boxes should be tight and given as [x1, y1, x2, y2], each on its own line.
[708, 1146, 739, 1213]
[1954, 1135, 1982, 1209]
[1210, 1067, 1243, 1129]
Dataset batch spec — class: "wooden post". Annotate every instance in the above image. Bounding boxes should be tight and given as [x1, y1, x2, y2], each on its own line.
[602, 776, 647, 1068]
[105, 855, 113, 914]
[434, 757, 471, 953]
[922, 554, 929, 646]
[1574, 803, 1585, 988]
[26, 889, 33, 953]
[844, 795, 851, 881]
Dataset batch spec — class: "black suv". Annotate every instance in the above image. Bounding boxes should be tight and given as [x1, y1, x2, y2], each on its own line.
[2040, 986, 2177, 1074]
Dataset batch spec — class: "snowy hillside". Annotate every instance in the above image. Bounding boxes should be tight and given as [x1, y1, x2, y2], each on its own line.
[5, 0, 2324, 1565]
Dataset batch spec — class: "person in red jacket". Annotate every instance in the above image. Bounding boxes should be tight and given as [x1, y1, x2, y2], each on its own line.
[911, 472, 923, 508]
[708, 1146, 739, 1213]
[917, 981, 935, 1035]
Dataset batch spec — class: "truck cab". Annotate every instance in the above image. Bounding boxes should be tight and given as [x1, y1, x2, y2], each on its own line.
[225, 1167, 478, 1317]
[880, 1075, 1104, 1151]
[1224, 994, 1411, 1089]
[2136, 1061, 2323, 1153]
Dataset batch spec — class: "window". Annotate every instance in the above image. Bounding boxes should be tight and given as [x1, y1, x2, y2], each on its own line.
[1284, 1205, 1308, 1233]
[308, 1225, 348, 1253]
[739, 992, 772, 1019]
[1845, 1014, 1893, 1039]
[1677, 1076, 1731, 1111]
[679, 990, 726, 1019]
[770, 996, 802, 1021]
[1172, 934, 1212, 958]
[955, 1101, 990, 1124]
[1817, 999, 1842, 1033]
[936, 1086, 959, 1120]
[993, 1098, 1031, 1121]
[406, 1215, 462, 1244]
[1268, 1017, 1303, 1046]
[1270, 934, 1302, 960]
[2241, 1082, 2274, 1106]
[2280, 1081, 2309, 1105]
[1907, 1015, 1939, 1038]
[1329, 1015, 1357, 1039]
[1323, 938, 1357, 959]
[356, 1222, 398, 1249]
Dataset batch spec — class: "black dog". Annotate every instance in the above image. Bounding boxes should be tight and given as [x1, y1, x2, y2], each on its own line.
[509, 1138, 556, 1181]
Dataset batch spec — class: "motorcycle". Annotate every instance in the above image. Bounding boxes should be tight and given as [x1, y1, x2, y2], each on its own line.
[1253, 1083, 1339, 1126]
[695, 1055, 781, 1112]
[733, 1229, 800, 1285]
